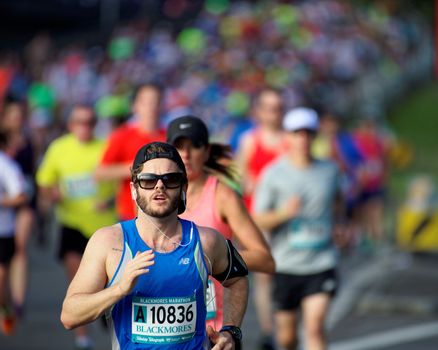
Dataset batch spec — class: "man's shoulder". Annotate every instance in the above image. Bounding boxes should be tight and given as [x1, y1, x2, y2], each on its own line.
[196, 224, 227, 267]
[47, 134, 74, 150]
[196, 224, 222, 248]
[89, 223, 124, 249]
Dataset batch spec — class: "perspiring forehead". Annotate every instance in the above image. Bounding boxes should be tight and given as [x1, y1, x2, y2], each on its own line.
[140, 158, 181, 175]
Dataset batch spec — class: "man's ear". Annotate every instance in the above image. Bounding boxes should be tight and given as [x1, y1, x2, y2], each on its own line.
[130, 182, 137, 201]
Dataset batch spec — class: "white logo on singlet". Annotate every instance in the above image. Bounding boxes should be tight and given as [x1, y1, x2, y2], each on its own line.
[179, 258, 190, 265]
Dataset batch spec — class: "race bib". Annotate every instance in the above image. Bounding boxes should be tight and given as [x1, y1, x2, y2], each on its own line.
[206, 279, 217, 320]
[288, 218, 331, 249]
[63, 174, 97, 199]
[132, 296, 196, 344]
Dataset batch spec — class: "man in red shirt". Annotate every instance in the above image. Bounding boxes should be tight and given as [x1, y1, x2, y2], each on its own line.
[235, 87, 287, 350]
[95, 83, 166, 220]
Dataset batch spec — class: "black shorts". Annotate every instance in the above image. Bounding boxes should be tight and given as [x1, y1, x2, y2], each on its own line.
[0, 236, 15, 265]
[272, 269, 338, 311]
[58, 225, 89, 260]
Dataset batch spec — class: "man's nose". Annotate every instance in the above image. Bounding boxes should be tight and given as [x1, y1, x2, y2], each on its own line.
[155, 179, 166, 189]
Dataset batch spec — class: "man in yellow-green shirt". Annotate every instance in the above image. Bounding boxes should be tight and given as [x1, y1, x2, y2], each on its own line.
[36, 105, 117, 350]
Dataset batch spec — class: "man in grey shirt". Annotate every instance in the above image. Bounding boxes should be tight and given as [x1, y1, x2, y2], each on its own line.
[254, 107, 340, 350]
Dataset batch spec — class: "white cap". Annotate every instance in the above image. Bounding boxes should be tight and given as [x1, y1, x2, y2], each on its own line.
[282, 107, 319, 132]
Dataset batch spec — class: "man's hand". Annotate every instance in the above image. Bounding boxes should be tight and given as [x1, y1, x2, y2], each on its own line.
[116, 250, 155, 297]
[208, 326, 235, 350]
[284, 196, 301, 217]
[51, 186, 63, 203]
[94, 197, 115, 212]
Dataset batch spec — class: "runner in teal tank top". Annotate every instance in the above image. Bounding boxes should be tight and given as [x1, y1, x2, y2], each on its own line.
[60, 142, 249, 350]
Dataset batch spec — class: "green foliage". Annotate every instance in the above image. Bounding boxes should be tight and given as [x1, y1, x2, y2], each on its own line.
[388, 81, 438, 201]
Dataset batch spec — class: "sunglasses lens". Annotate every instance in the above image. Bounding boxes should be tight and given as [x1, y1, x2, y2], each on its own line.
[137, 178, 158, 189]
[162, 173, 183, 188]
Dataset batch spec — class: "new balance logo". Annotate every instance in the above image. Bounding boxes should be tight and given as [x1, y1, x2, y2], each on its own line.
[179, 258, 190, 265]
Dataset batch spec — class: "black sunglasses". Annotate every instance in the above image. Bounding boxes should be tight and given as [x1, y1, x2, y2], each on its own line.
[291, 128, 316, 136]
[135, 172, 184, 190]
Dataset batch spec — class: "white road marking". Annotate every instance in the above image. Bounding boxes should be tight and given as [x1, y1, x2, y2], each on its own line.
[329, 321, 438, 350]
[327, 255, 386, 329]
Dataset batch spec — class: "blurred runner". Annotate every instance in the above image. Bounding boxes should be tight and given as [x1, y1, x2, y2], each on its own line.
[0, 100, 37, 318]
[0, 130, 27, 335]
[235, 87, 287, 350]
[167, 115, 275, 332]
[312, 111, 364, 250]
[95, 83, 166, 221]
[236, 88, 287, 211]
[353, 117, 389, 243]
[254, 107, 341, 350]
[36, 105, 117, 350]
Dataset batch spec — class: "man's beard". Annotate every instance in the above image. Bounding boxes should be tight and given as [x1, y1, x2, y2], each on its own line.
[135, 188, 180, 218]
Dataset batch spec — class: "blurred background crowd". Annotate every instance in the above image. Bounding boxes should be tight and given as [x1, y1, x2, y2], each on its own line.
[0, 0, 436, 348]
[0, 0, 432, 150]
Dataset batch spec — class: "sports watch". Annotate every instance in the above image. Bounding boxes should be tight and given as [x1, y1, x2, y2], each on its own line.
[219, 325, 242, 349]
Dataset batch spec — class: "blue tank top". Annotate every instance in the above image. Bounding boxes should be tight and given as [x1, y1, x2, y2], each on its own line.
[106, 219, 210, 350]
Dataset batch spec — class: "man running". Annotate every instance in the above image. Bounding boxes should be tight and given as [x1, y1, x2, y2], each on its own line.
[254, 107, 341, 350]
[235, 87, 287, 350]
[36, 105, 117, 349]
[61, 142, 249, 349]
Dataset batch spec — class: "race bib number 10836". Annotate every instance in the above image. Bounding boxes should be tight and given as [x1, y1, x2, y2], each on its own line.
[132, 296, 196, 345]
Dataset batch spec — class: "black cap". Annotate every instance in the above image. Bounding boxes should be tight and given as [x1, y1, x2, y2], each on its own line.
[132, 142, 187, 214]
[167, 116, 209, 147]
[132, 142, 186, 175]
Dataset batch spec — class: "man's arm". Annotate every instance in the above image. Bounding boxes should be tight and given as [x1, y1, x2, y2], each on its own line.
[253, 196, 301, 232]
[252, 168, 301, 231]
[38, 185, 62, 203]
[0, 162, 28, 208]
[0, 193, 27, 208]
[94, 130, 131, 182]
[199, 227, 248, 349]
[200, 227, 248, 326]
[221, 277, 248, 327]
[60, 226, 155, 329]
[94, 163, 131, 181]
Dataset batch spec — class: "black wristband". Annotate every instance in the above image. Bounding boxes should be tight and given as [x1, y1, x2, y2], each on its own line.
[219, 325, 242, 350]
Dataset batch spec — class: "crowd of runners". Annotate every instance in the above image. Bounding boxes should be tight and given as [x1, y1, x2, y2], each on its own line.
[0, 0, 430, 349]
